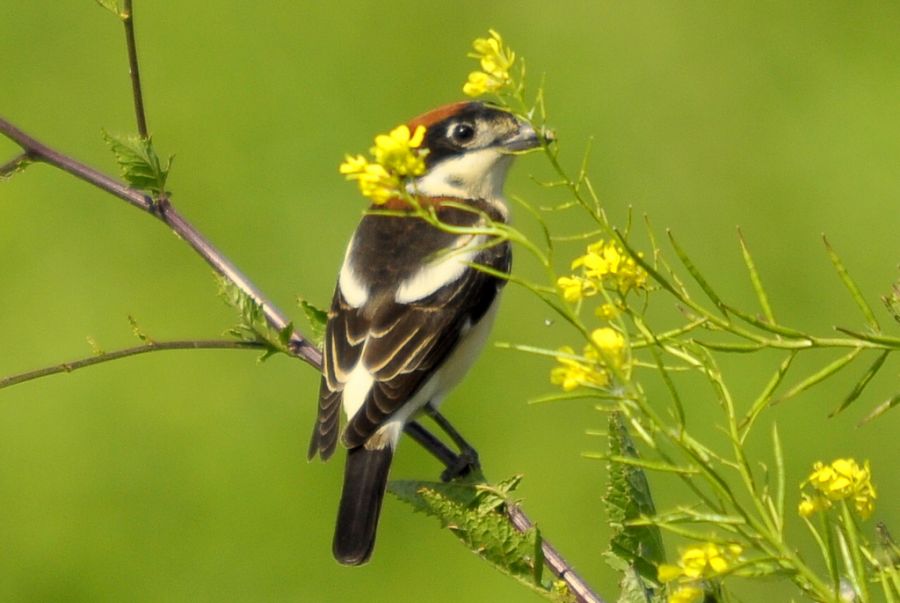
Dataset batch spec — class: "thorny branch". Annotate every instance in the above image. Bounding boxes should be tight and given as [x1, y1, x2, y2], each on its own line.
[0, 111, 605, 603]
[0, 118, 322, 369]
[0, 6, 605, 603]
[0, 340, 264, 390]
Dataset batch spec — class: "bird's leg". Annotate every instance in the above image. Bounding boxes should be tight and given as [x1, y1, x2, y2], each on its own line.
[403, 421, 460, 470]
[423, 406, 481, 482]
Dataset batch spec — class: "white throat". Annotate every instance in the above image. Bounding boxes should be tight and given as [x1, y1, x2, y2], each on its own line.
[412, 148, 513, 213]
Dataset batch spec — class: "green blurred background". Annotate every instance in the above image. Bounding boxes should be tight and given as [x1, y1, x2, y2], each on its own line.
[1, 2, 898, 601]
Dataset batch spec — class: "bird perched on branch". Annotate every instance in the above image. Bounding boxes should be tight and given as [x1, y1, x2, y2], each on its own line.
[308, 101, 541, 565]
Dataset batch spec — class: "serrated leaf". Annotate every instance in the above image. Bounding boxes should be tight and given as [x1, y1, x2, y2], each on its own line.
[617, 566, 660, 603]
[389, 475, 570, 602]
[102, 130, 171, 196]
[217, 275, 291, 360]
[298, 297, 327, 349]
[604, 412, 665, 591]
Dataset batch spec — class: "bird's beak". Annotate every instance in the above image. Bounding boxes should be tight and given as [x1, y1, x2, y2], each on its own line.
[500, 119, 543, 152]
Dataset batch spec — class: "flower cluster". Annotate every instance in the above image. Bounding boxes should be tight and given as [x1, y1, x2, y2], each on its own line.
[339, 124, 428, 204]
[658, 543, 743, 603]
[463, 29, 516, 97]
[550, 327, 626, 391]
[557, 239, 648, 304]
[798, 458, 876, 519]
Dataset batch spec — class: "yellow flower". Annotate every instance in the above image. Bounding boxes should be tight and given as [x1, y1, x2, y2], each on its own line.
[550, 346, 609, 391]
[798, 493, 831, 518]
[659, 543, 742, 602]
[557, 240, 647, 306]
[338, 154, 368, 175]
[659, 543, 742, 582]
[339, 124, 429, 204]
[463, 71, 504, 97]
[586, 327, 626, 370]
[462, 29, 515, 97]
[657, 564, 684, 583]
[472, 29, 515, 78]
[339, 155, 401, 205]
[801, 458, 876, 519]
[595, 303, 620, 320]
[371, 125, 427, 177]
[668, 585, 704, 603]
[556, 275, 597, 302]
[571, 239, 648, 294]
[550, 329, 629, 391]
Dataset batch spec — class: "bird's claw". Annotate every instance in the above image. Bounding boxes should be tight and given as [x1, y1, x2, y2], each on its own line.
[440, 448, 480, 482]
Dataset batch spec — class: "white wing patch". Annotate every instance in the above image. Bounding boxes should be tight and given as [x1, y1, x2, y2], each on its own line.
[338, 239, 368, 308]
[395, 235, 485, 303]
[342, 361, 374, 420]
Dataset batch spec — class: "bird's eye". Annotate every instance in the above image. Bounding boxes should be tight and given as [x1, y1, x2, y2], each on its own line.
[450, 122, 475, 143]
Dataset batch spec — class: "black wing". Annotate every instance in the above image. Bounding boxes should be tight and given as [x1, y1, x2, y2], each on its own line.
[308, 202, 509, 460]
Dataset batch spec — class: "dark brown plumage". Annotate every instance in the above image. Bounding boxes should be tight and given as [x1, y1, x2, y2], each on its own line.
[307, 102, 539, 565]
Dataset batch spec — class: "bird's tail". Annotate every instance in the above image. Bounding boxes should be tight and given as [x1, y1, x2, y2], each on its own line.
[333, 445, 394, 565]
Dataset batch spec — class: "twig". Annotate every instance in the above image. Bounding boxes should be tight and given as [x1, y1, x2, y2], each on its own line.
[0, 6, 604, 597]
[121, 0, 148, 137]
[0, 117, 322, 370]
[507, 504, 607, 603]
[0, 339, 263, 390]
[0, 115, 605, 603]
[407, 423, 605, 602]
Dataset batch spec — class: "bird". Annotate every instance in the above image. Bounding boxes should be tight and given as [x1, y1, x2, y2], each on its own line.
[307, 100, 541, 565]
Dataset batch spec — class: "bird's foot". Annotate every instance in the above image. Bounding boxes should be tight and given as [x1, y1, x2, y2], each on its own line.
[440, 446, 480, 482]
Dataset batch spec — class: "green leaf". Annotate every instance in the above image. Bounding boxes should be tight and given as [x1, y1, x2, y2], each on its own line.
[102, 130, 172, 196]
[830, 350, 889, 417]
[823, 235, 881, 332]
[217, 275, 292, 361]
[648, 344, 684, 430]
[723, 303, 810, 339]
[0, 153, 32, 181]
[617, 566, 659, 603]
[874, 523, 900, 600]
[771, 423, 785, 537]
[667, 230, 727, 316]
[297, 297, 327, 350]
[127, 314, 153, 344]
[603, 412, 665, 592]
[739, 352, 796, 439]
[737, 228, 776, 325]
[94, 0, 124, 17]
[389, 475, 570, 602]
[858, 393, 900, 426]
[775, 348, 862, 405]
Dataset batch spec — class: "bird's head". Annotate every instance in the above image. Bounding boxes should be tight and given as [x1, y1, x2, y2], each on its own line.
[407, 102, 541, 208]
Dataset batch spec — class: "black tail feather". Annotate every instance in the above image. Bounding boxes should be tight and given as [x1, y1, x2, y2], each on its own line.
[332, 445, 393, 565]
